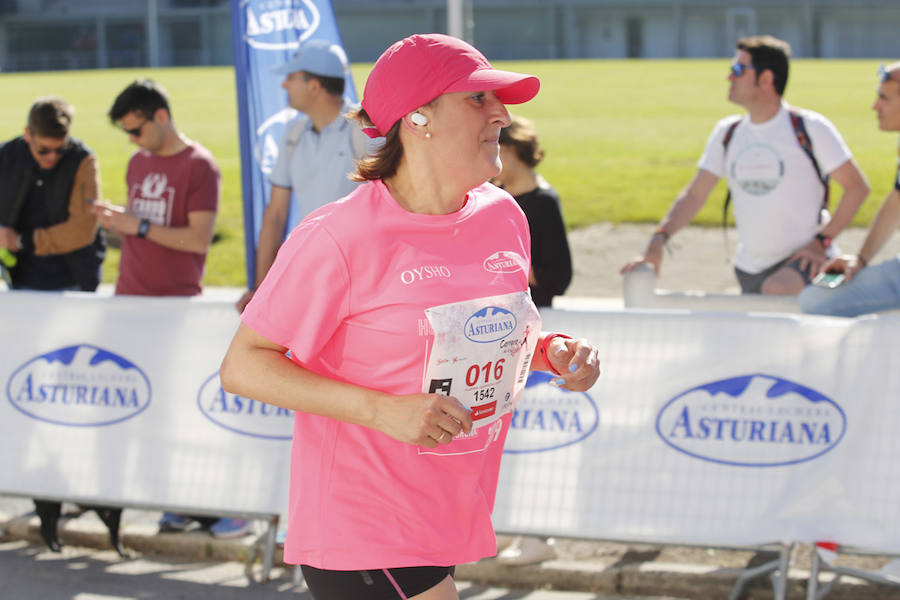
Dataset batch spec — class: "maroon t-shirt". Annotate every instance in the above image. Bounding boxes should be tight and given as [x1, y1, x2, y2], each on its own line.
[116, 142, 220, 296]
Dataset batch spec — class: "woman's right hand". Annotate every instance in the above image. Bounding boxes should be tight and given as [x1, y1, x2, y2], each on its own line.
[373, 393, 473, 448]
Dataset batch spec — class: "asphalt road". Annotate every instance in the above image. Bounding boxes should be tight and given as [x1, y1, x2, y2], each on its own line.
[0, 538, 687, 600]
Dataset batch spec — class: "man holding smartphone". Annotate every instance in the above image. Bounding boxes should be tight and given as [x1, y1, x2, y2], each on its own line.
[799, 62, 900, 317]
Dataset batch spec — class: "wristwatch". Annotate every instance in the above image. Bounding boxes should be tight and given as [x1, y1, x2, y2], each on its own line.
[814, 233, 831, 248]
[137, 218, 151, 239]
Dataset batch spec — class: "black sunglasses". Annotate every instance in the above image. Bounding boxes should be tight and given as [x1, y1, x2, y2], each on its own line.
[730, 62, 756, 77]
[878, 63, 898, 84]
[35, 145, 67, 156]
[122, 118, 151, 137]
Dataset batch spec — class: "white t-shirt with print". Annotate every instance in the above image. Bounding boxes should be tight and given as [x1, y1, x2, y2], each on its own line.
[698, 102, 851, 273]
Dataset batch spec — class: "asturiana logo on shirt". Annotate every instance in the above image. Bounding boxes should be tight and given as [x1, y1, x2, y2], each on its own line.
[483, 251, 525, 274]
[197, 372, 293, 440]
[6, 344, 151, 427]
[656, 373, 846, 467]
[464, 306, 517, 343]
[243, 0, 321, 50]
[505, 371, 599, 454]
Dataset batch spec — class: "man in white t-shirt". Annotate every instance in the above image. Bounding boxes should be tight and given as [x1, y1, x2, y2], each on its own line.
[621, 35, 869, 295]
[799, 61, 900, 316]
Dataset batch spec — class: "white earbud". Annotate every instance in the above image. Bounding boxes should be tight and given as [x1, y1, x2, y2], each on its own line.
[410, 112, 428, 126]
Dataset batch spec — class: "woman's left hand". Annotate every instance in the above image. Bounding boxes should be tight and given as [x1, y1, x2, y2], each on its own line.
[544, 337, 600, 391]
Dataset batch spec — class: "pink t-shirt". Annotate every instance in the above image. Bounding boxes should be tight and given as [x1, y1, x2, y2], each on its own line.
[241, 180, 536, 569]
[116, 142, 220, 296]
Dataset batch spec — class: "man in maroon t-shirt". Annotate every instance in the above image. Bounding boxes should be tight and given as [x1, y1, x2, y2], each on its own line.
[92, 80, 247, 539]
[93, 78, 219, 296]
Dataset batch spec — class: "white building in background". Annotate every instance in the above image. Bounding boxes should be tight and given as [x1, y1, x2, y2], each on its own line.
[0, 0, 898, 72]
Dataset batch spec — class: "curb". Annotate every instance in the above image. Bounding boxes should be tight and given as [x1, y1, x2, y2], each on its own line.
[2, 512, 898, 599]
[1, 512, 268, 564]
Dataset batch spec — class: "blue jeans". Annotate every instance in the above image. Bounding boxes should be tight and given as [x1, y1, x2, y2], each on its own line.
[798, 256, 900, 317]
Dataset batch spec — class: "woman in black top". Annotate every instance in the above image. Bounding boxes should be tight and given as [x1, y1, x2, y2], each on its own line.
[496, 115, 572, 307]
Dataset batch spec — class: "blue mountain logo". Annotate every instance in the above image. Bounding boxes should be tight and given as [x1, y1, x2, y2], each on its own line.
[505, 371, 599, 453]
[464, 306, 517, 343]
[197, 372, 293, 440]
[656, 373, 846, 467]
[7, 344, 151, 427]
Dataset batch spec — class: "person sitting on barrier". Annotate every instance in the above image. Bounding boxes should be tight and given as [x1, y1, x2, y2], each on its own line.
[493, 114, 572, 308]
[92, 79, 246, 540]
[799, 62, 900, 317]
[220, 33, 601, 600]
[620, 35, 869, 295]
[0, 96, 106, 291]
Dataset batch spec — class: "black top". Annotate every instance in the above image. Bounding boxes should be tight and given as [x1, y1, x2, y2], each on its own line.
[513, 185, 572, 307]
[0, 136, 104, 291]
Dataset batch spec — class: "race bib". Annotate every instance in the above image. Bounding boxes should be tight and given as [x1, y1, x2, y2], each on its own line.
[423, 291, 540, 430]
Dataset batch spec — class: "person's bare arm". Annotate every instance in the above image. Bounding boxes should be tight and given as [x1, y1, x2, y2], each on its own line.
[92, 202, 215, 254]
[620, 168, 719, 275]
[791, 158, 870, 275]
[236, 186, 291, 312]
[820, 158, 870, 240]
[220, 323, 473, 447]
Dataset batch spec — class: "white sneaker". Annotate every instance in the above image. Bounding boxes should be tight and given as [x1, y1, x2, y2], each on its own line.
[497, 536, 557, 566]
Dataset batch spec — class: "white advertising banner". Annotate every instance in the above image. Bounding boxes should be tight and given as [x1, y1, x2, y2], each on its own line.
[493, 308, 900, 554]
[0, 291, 292, 517]
[1, 292, 899, 554]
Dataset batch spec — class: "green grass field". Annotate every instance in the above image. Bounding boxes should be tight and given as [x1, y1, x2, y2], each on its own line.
[0, 59, 894, 287]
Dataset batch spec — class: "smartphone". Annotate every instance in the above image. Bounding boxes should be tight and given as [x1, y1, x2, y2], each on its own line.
[812, 272, 845, 289]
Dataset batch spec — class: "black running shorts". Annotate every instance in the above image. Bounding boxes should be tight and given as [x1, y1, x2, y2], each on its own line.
[300, 564, 455, 599]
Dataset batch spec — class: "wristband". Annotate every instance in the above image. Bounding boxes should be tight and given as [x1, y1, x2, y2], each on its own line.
[857, 254, 868, 268]
[814, 233, 832, 248]
[137, 218, 151, 239]
[652, 228, 670, 243]
[538, 333, 572, 376]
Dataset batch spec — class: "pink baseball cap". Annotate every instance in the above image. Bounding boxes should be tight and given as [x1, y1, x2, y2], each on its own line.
[360, 33, 540, 138]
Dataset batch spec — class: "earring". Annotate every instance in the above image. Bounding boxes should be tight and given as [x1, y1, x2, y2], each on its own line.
[425, 132, 431, 139]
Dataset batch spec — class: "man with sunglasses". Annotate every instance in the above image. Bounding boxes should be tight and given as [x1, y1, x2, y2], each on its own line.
[91, 79, 250, 539]
[622, 35, 869, 296]
[799, 62, 900, 316]
[0, 96, 106, 291]
[93, 78, 220, 298]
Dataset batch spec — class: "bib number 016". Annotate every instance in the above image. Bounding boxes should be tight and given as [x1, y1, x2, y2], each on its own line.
[465, 358, 505, 387]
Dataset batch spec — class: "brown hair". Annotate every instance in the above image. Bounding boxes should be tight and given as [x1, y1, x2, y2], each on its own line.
[736, 35, 791, 96]
[347, 107, 403, 182]
[499, 114, 544, 168]
[108, 78, 171, 123]
[302, 72, 345, 97]
[27, 96, 74, 139]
